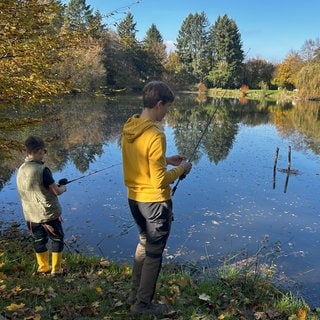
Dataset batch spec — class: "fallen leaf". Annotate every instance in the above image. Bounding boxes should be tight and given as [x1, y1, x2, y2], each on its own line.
[99, 259, 110, 268]
[6, 302, 25, 311]
[96, 287, 103, 294]
[254, 311, 266, 320]
[35, 305, 44, 312]
[297, 308, 307, 319]
[114, 300, 123, 307]
[199, 293, 211, 301]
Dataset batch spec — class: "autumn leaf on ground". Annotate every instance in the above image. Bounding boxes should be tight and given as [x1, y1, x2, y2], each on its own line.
[25, 315, 41, 320]
[297, 308, 307, 319]
[266, 309, 281, 318]
[31, 287, 45, 296]
[0, 272, 6, 279]
[99, 259, 110, 268]
[199, 293, 211, 301]
[11, 285, 23, 295]
[6, 302, 25, 311]
[96, 287, 103, 294]
[35, 305, 44, 312]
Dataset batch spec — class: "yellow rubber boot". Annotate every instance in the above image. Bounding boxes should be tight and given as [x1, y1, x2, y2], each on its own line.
[35, 251, 51, 273]
[51, 252, 64, 276]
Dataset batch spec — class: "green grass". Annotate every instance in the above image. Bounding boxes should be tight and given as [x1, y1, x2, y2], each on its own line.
[207, 88, 295, 103]
[0, 224, 319, 320]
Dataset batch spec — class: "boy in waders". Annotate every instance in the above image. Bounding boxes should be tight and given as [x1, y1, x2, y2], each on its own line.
[121, 81, 192, 315]
[16, 136, 67, 276]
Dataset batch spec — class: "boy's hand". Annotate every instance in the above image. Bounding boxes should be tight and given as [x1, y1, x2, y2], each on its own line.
[180, 160, 192, 175]
[166, 155, 185, 166]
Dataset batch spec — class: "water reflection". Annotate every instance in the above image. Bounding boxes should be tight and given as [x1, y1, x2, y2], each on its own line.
[1, 94, 320, 189]
[1, 94, 320, 307]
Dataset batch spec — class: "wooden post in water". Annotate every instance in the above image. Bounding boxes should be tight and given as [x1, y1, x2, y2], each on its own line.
[273, 147, 279, 189]
[284, 146, 291, 193]
[287, 145, 291, 171]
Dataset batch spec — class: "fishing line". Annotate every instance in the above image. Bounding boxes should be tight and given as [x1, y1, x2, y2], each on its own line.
[171, 97, 224, 196]
[58, 163, 122, 185]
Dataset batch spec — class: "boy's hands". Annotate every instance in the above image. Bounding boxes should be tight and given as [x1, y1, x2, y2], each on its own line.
[166, 155, 185, 166]
[166, 155, 192, 178]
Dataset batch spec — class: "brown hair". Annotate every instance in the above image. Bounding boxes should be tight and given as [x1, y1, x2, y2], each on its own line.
[25, 136, 46, 153]
[142, 81, 174, 108]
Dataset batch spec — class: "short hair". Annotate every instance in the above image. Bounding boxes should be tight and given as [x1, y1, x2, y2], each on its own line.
[24, 136, 46, 153]
[142, 81, 174, 108]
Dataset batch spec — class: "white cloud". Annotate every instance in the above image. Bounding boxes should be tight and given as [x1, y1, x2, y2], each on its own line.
[165, 40, 176, 54]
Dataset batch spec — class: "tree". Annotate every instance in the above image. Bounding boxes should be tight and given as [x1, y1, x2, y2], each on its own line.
[208, 14, 244, 88]
[206, 61, 232, 88]
[64, 0, 92, 30]
[61, 0, 106, 91]
[0, 0, 70, 104]
[176, 12, 210, 84]
[144, 24, 166, 63]
[243, 58, 276, 89]
[296, 63, 320, 99]
[0, 0, 107, 105]
[164, 52, 181, 75]
[116, 12, 138, 48]
[299, 38, 320, 62]
[272, 52, 304, 90]
[143, 24, 166, 79]
[64, 0, 104, 38]
[113, 12, 152, 88]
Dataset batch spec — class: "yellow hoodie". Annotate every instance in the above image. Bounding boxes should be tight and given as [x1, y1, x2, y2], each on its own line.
[122, 114, 184, 202]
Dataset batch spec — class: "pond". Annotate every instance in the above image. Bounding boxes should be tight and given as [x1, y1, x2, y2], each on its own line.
[1, 93, 320, 307]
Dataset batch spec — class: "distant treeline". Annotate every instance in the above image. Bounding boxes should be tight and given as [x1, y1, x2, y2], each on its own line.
[1, 0, 320, 106]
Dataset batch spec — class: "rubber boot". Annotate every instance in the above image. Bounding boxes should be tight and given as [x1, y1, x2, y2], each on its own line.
[51, 252, 63, 276]
[35, 251, 51, 273]
[128, 241, 145, 305]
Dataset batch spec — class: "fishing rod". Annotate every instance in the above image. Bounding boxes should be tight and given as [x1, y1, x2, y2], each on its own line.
[58, 163, 122, 186]
[171, 96, 225, 196]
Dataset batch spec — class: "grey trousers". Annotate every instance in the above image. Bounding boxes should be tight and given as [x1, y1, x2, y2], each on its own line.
[128, 199, 173, 304]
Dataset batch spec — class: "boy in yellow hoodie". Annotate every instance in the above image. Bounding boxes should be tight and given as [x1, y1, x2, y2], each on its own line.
[121, 81, 192, 315]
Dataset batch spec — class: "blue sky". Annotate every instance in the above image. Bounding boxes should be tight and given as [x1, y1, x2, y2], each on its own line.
[85, 0, 320, 62]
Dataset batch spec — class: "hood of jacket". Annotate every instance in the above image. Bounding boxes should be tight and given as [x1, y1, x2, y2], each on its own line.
[122, 114, 157, 143]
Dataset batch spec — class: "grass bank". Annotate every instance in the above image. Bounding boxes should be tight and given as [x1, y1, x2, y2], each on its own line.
[207, 88, 296, 103]
[0, 223, 318, 320]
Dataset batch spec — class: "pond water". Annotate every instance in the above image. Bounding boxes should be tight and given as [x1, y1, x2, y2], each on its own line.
[1, 93, 320, 307]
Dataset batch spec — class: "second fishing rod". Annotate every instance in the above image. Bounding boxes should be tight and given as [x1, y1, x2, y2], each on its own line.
[171, 97, 223, 196]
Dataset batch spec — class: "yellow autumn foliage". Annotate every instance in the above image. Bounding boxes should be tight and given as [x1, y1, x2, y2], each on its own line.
[0, 0, 103, 106]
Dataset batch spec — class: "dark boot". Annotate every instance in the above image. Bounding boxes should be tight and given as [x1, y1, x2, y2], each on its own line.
[128, 241, 145, 305]
[136, 254, 162, 304]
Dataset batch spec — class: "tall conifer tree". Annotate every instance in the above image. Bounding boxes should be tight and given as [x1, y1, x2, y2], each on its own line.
[176, 12, 210, 83]
[208, 14, 244, 88]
